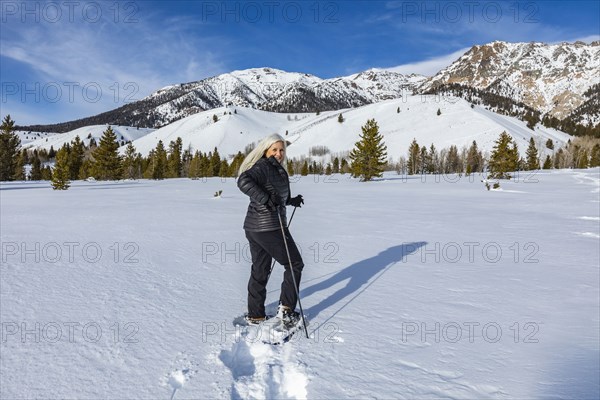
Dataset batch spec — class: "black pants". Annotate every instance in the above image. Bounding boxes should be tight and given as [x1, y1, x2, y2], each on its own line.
[245, 228, 304, 318]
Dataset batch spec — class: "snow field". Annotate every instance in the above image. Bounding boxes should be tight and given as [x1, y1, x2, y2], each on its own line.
[0, 168, 598, 399]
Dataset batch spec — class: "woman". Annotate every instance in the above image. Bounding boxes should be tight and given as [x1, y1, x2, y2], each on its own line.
[237, 134, 305, 325]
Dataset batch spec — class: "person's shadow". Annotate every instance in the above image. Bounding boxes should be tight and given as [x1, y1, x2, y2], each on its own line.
[268, 242, 427, 327]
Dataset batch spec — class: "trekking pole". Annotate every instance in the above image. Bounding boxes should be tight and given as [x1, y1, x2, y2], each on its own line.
[277, 210, 309, 338]
[267, 206, 297, 280]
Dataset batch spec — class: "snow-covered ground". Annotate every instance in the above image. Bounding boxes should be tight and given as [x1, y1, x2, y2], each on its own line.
[1, 168, 598, 399]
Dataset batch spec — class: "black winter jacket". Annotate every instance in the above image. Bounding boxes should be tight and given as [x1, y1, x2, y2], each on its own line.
[237, 156, 291, 232]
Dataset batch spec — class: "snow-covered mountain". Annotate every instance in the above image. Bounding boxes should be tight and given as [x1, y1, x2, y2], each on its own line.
[22, 68, 426, 133]
[19, 41, 598, 137]
[148, 67, 425, 122]
[23, 97, 569, 161]
[419, 41, 600, 121]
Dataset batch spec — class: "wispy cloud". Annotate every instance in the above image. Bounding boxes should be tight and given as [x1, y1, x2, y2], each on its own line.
[366, 1, 598, 53]
[1, 3, 228, 124]
[560, 34, 600, 44]
[383, 48, 470, 76]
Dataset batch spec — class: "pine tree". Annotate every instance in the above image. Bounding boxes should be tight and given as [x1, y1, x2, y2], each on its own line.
[188, 151, 201, 179]
[68, 136, 85, 180]
[301, 160, 309, 176]
[340, 158, 349, 174]
[199, 152, 211, 177]
[437, 108, 441, 116]
[542, 155, 553, 169]
[445, 145, 461, 173]
[38, 149, 48, 162]
[51, 147, 70, 190]
[0, 115, 21, 181]
[13, 149, 26, 180]
[212, 114, 219, 123]
[122, 142, 139, 179]
[427, 144, 438, 174]
[349, 119, 387, 181]
[229, 151, 245, 177]
[545, 139, 554, 150]
[312, 161, 320, 175]
[181, 148, 193, 177]
[489, 131, 519, 179]
[338, 113, 344, 123]
[30, 150, 43, 180]
[525, 137, 540, 170]
[152, 141, 168, 179]
[466, 140, 482, 174]
[407, 138, 420, 175]
[167, 138, 183, 178]
[419, 146, 428, 174]
[219, 159, 229, 178]
[92, 126, 122, 180]
[41, 165, 52, 180]
[78, 159, 93, 180]
[325, 163, 332, 175]
[287, 160, 294, 176]
[332, 157, 340, 173]
[210, 147, 221, 177]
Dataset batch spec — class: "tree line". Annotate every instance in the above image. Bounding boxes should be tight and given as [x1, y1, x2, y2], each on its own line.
[392, 133, 599, 180]
[1, 114, 599, 188]
[47, 127, 248, 189]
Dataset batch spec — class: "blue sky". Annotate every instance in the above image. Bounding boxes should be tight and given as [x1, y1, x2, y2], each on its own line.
[1, 0, 599, 126]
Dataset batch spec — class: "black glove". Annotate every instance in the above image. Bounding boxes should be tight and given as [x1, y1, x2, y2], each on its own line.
[266, 193, 281, 210]
[289, 195, 304, 208]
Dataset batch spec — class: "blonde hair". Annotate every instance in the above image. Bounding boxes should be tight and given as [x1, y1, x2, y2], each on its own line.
[238, 134, 287, 176]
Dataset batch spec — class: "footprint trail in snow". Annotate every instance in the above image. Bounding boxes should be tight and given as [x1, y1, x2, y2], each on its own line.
[162, 352, 200, 399]
[218, 330, 309, 399]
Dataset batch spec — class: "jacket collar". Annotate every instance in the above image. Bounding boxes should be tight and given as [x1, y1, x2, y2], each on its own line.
[267, 156, 282, 167]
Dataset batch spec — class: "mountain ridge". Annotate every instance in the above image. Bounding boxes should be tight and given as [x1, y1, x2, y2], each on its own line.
[19, 68, 426, 133]
[18, 40, 599, 136]
[420, 40, 599, 121]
